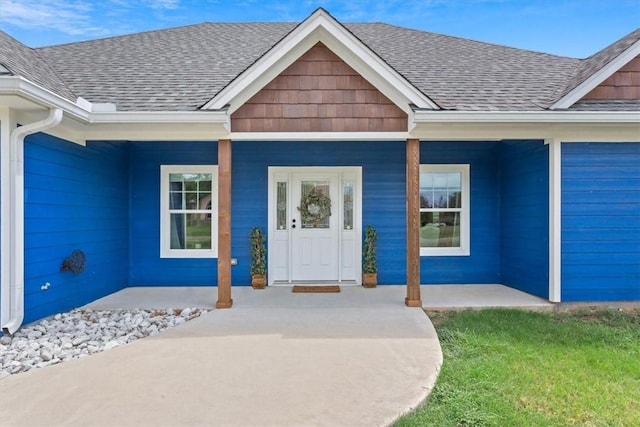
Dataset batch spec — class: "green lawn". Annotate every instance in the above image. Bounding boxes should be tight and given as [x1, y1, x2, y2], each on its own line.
[396, 308, 640, 427]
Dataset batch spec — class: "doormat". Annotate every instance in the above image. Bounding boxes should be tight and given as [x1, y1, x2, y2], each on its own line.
[292, 285, 341, 293]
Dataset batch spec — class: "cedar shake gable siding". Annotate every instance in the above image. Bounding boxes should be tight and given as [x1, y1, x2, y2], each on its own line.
[582, 56, 640, 100]
[231, 43, 408, 132]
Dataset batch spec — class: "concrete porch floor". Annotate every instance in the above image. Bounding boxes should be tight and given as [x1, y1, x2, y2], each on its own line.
[84, 284, 553, 311]
[1, 284, 550, 427]
[5, 284, 444, 427]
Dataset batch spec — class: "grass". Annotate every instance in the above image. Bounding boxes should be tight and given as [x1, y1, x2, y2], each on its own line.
[395, 307, 640, 427]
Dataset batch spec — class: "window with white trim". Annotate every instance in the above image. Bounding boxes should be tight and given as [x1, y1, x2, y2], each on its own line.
[419, 164, 470, 256]
[160, 165, 218, 258]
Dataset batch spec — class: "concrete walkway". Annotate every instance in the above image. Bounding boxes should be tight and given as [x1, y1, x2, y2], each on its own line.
[0, 286, 442, 427]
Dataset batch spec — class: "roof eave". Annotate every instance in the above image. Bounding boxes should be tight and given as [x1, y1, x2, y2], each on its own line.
[413, 110, 640, 123]
[1, 76, 231, 143]
[411, 110, 640, 142]
[1, 76, 229, 124]
[0, 75, 90, 121]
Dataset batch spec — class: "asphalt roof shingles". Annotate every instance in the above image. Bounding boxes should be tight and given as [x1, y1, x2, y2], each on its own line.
[0, 31, 76, 101]
[557, 28, 640, 102]
[1, 20, 637, 112]
[348, 24, 580, 111]
[37, 23, 296, 111]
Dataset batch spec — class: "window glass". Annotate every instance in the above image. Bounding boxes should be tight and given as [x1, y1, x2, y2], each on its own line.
[419, 165, 469, 255]
[161, 166, 217, 258]
[420, 212, 461, 248]
[170, 214, 212, 249]
[276, 182, 287, 230]
[343, 181, 353, 230]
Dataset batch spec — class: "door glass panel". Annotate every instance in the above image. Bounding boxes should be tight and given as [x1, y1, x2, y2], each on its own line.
[299, 181, 331, 229]
[343, 181, 353, 230]
[276, 181, 287, 230]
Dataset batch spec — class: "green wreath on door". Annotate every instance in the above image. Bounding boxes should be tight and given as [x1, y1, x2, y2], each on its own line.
[298, 187, 332, 227]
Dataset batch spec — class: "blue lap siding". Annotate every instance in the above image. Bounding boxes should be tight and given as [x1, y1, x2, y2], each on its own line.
[499, 140, 549, 298]
[231, 141, 407, 285]
[561, 142, 640, 301]
[23, 133, 130, 323]
[21, 136, 640, 323]
[128, 141, 218, 286]
[420, 141, 502, 284]
[420, 140, 549, 297]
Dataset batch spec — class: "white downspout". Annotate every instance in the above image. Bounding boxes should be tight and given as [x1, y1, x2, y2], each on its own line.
[1, 108, 63, 335]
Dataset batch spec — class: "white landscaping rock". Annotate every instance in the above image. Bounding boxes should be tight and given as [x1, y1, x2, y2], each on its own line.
[0, 307, 208, 379]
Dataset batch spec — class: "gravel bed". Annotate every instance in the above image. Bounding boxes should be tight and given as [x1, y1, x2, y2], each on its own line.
[0, 307, 208, 380]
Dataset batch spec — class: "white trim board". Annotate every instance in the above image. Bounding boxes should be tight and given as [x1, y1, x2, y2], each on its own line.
[412, 110, 640, 123]
[547, 138, 561, 303]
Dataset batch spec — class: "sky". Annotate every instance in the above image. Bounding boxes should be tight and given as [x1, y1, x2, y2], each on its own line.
[0, 0, 638, 58]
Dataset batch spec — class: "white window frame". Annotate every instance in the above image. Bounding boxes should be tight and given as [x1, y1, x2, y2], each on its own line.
[160, 165, 218, 258]
[419, 164, 470, 256]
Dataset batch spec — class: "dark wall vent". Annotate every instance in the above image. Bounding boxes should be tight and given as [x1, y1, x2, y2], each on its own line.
[60, 250, 86, 274]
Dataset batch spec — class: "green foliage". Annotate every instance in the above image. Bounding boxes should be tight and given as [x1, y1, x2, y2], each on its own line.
[396, 308, 640, 427]
[249, 227, 266, 275]
[297, 186, 332, 226]
[362, 225, 378, 274]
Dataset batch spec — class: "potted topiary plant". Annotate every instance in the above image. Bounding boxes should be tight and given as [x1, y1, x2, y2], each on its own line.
[362, 225, 378, 287]
[250, 227, 267, 289]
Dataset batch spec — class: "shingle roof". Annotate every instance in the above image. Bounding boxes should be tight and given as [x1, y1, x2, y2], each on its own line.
[0, 31, 75, 101]
[36, 23, 296, 111]
[348, 24, 580, 111]
[1, 20, 636, 112]
[556, 28, 640, 102]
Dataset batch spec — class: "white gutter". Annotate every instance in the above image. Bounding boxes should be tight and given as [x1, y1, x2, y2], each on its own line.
[1, 77, 229, 126]
[412, 110, 640, 123]
[0, 77, 90, 121]
[1, 108, 63, 335]
[90, 111, 228, 124]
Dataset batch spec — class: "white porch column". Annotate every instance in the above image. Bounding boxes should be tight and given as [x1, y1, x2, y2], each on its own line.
[547, 138, 562, 303]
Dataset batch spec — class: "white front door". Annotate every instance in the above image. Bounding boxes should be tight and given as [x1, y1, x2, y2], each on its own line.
[290, 172, 340, 281]
[268, 167, 361, 285]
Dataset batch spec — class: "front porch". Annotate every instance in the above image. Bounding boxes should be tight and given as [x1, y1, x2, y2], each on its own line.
[84, 284, 553, 311]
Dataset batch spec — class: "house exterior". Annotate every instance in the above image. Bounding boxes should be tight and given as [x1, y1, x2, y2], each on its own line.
[1, 9, 638, 333]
